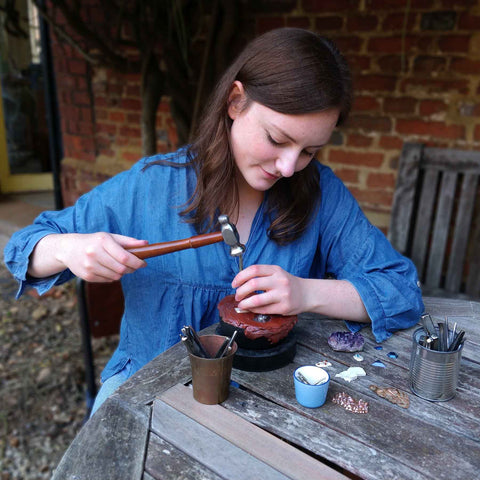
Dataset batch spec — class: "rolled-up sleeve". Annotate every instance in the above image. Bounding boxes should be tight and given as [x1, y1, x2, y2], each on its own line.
[317, 166, 424, 342]
[3, 161, 139, 298]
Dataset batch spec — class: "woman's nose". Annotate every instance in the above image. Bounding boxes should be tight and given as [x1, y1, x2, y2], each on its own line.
[275, 151, 298, 178]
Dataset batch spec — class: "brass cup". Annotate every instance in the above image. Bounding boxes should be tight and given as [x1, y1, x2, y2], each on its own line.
[189, 334, 237, 405]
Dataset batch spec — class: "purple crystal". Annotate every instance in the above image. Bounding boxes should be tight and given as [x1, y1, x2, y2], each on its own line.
[328, 331, 365, 352]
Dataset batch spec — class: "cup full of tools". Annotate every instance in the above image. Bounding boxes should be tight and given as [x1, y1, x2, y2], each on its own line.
[181, 326, 238, 405]
[409, 314, 465, 402]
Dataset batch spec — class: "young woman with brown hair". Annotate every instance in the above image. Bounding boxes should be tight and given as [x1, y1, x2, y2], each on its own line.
[4, 28, 423, 414]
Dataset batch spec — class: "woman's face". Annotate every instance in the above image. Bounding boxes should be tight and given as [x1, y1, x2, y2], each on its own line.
[228, 83, 339, 194]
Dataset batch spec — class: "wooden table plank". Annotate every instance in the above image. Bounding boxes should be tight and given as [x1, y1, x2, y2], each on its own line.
[151, 397, 292, 480]
[159, 384, 349, 480]
[230, 344, 480, 480]
[223, 385, 423, 480]
[51, 397, 150, 480]
[145, 431, 223, 480]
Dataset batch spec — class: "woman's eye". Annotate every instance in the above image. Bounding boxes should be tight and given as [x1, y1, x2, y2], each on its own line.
[302, 150, 315, 157]
[267, 134, 281, 146]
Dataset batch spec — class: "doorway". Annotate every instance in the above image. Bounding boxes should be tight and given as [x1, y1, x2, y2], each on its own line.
[0, 0, 61, 201]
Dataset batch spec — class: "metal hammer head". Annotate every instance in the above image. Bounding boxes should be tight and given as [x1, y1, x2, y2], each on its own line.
[218, 214, 245, 258]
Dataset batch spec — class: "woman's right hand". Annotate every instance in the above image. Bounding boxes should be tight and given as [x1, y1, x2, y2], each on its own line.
[28, 232, 148, 282]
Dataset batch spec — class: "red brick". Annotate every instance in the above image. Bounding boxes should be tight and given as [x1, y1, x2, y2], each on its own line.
[354, 75, 397, 92]
[367, 36, 407, 53]
[119, 126, 141, 138]
[108, 111, 126, 123]
[349, 187, 393, 208]
[347, 14, 378, 31]
[329, 149, 384, 167]
[256, 17, 285, 34]
[413, 56, 447, 73]
[76, 121, 94, 136]
[286, 17, 311, 29]
[367, 172, 396, 189]
[94, 108, 107, 121]
[314, 16, 343, 31]
[249, 1, 297, 13]
[382, 13, 417, 30]
[367, 0, 433, 7]
[72, 91, 90, 106]
[345, 55, 370, 72]
[334, 168, 360, 183]
[440, 0, 477, 7]
[450, 57, 480, 74]
[97, 123, 117, 135]
[121, 151, 142, 162]
[396, 119, 465, 139]
[377, 55, 402, 73]
[126, 85, 141, 96]
[474, 125, 480, 141]
[379, 135, 403, 150]
[68, 59, 87, 75]
[438, 35, 470, 53]
[121, 98, 142, 110]
[419, 100, 447, 116]
[303, 0, 360, 11]
[353, 96, 381, 112]
[399, 78, 469, 95]
[95, 96, 108, 107]
[127, 113, 141, 124]
[458, 13, 480, 30]
[384, 97, 417, 114]
[332, 36, 363, 53]
[347, 133, 373, 147]
[346, 114, 392, 132]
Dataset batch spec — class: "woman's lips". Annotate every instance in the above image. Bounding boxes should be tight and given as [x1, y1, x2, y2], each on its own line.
[261, 167, 280, 180]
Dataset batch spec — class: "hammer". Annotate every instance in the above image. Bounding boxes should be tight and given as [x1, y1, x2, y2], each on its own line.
[127, 214, 245, 269]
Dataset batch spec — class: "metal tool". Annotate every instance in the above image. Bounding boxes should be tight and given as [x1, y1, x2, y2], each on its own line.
[218, 214, 245, 270]
[127, 214, 245, 267]
[419, 314, 465, 352]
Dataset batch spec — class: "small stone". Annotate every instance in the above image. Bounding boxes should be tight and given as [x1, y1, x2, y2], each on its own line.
[353, 353, 364, 362]
[332, 392, 369, 414]
[387, 351, 398, 359]
[328, 331, 364, 352]
[335, 366, 366, 382]
[374, 345, 383, 350]
[315, 360, 332, 368]
[36, 367, 51, 384]
[370, 385, 410, 409]
[372, 360, 386, 368]
[32, 306, 48, 321]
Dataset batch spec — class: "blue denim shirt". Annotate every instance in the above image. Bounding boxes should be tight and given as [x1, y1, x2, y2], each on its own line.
[4, 148, 424, 382]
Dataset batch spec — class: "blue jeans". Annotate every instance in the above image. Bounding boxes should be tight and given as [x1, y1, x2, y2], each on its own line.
[90, 361, 131, 417]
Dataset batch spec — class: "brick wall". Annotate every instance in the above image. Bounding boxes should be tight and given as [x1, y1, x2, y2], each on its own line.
[51, 0, 480, 232]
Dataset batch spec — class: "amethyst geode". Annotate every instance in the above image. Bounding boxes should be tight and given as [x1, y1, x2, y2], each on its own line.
[328, 331, 365, 352]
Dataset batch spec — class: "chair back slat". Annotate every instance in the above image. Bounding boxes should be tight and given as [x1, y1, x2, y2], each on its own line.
[445, 173, 478, 292]
[425, 171, 457, 288]
[389, 142, 480, 300]
[410, 168, 439, 278]
[466, 222, 480, 297]
[388, 143, 422, 254]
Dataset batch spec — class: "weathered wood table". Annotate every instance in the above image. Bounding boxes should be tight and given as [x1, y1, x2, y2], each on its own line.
[52, 297, 480, 480]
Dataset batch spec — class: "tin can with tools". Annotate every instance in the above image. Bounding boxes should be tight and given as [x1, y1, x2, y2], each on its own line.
[409, 327, 463, 401]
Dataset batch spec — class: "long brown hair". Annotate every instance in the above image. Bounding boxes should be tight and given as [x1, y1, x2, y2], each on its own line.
[161, 28, 351, 243]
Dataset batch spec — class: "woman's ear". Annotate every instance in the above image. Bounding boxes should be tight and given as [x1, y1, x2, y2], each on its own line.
[227, 81, 246, 120]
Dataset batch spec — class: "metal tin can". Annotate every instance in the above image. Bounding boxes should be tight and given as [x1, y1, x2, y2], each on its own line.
[409, 327, 463, 401]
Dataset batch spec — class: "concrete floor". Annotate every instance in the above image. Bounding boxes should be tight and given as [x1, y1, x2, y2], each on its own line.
[0, 191, 55, 254]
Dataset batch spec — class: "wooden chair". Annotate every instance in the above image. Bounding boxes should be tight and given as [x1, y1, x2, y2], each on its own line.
[77, 279, 124, 418]
[388, 142, 480, 299]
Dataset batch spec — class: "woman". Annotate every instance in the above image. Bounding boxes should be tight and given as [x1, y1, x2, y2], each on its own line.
[4, 28, 424, 414]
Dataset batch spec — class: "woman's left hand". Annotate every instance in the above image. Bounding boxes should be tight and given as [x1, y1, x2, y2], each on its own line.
[232, 264, 307, 316]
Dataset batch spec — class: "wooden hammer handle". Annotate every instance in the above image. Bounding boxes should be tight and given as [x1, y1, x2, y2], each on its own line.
[126, 231, 223, 259]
